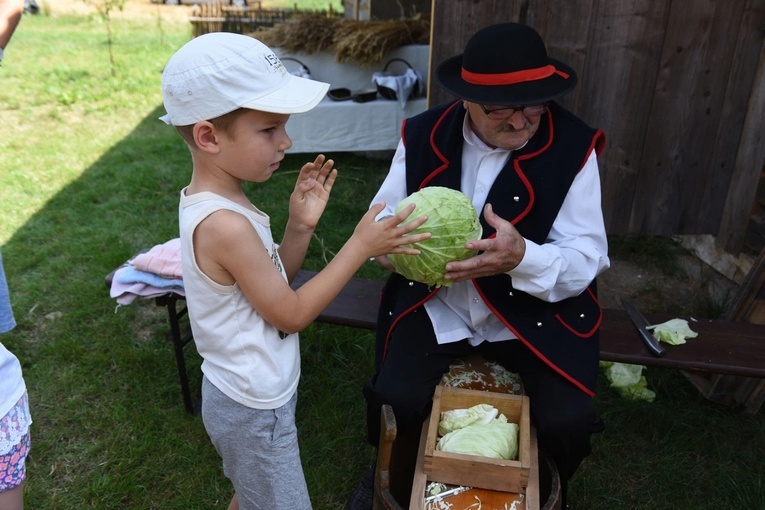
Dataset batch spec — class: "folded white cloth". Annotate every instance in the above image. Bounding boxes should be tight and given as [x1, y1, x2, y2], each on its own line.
[372, 67, 422, 109]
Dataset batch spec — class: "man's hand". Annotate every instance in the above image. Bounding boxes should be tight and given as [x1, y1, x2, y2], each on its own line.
[443, 203, 526, 282]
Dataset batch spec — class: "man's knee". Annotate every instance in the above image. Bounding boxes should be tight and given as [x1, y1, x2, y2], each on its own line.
[534, 398, 604, 445]
[364, 377, 435, 443]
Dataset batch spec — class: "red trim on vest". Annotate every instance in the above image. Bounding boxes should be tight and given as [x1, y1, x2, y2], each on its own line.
[382, 288, 440, 361]
[473, 280, 596, 398]
[509, 161, 535, 225]
[420, 102, 462, 189]
[507, 112, 555, 224]
[554, 287, 603, 338]
[576, 129, 606, 174]
[592, 129, 606, 157]
[461, 65, 565, 86]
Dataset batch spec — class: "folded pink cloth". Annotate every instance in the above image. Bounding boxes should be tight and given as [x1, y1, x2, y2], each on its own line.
[131, 238, 183, 279]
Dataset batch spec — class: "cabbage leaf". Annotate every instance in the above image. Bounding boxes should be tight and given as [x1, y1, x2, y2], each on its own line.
[600, 361, 656, 402]
[646, 318, 698, 345]
[437, 420, 520, 460]
[438, 403, 502, 436]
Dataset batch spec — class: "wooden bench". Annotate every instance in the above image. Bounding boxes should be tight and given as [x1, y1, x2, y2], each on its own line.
[107, 268, 765, 414]
[291, 270, 765, 380]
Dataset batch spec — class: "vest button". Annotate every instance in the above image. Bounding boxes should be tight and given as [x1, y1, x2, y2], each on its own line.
[580, 313, 585, 319]
[536, 321, 543, 327]
[513, 196, 520, 202]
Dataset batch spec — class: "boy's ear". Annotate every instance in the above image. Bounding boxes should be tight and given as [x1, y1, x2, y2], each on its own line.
[192, 121, 221, 154]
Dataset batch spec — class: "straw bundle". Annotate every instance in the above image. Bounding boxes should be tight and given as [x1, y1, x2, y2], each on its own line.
[254, 14, 340, 54]
[256, 14, 430, 67]
[333, 16, 430, 66]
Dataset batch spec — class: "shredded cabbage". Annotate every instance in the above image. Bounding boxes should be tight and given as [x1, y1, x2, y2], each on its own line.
[387, 187, 482, 287]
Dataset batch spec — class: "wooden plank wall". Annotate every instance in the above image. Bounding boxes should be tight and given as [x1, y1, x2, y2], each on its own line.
[428, 0, 765, 254]
[369, 0, 430, 19]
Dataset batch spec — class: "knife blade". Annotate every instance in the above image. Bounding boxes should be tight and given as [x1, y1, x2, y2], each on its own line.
[620, 298, 666, 357]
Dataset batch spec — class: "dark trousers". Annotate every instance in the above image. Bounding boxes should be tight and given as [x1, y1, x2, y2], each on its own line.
[363, 306, 605, 504]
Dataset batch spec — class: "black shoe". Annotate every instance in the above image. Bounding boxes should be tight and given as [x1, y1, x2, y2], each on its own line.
[345, 463, 375, 510]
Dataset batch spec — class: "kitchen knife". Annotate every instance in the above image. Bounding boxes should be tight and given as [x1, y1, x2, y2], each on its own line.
[620, 298, 666, 357]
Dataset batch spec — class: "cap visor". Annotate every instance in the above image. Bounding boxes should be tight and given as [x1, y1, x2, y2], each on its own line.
[242, 75, 330, 114]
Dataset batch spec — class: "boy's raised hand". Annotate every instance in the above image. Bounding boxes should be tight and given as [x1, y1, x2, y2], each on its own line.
[350, 202, 430, 260]
[289, 154, 337, 231]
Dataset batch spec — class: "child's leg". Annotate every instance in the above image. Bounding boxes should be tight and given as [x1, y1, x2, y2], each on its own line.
[0, 483, 24, 510]
[0, 431, 30, 510]
[228, 493, 239, 510]
[201, 377, 311, 510]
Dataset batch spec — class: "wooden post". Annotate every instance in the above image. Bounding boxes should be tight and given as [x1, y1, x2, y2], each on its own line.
[428, 0, 521, 108]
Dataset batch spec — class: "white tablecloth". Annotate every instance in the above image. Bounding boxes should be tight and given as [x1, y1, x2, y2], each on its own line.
[277, 45, 430, 154]
[285, 96, 427, 153]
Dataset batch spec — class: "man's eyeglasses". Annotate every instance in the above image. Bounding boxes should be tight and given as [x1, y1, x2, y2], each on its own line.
[479, 103, 548, 120]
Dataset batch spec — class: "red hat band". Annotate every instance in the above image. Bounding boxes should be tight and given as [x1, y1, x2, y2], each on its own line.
[461, 64, 570, 86]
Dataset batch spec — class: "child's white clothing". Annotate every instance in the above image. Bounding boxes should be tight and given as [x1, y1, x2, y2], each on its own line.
[178, 188, 301, 410]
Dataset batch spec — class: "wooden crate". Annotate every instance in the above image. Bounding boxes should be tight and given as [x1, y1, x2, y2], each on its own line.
[423, 386, 531, 493]
[683, 247, 765, 414]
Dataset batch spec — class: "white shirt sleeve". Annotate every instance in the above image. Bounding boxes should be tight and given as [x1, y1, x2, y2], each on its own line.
[509, 150, 610, 301]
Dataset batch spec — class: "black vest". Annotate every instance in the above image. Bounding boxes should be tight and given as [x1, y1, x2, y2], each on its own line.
[377, 101, 606, 396]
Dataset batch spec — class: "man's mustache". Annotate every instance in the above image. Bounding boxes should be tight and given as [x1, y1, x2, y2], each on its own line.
[495, 123, 530, 132]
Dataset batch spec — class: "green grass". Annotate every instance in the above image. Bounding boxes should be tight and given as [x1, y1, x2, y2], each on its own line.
[270, 0, 344, 10]
[1, 9, 763, 510]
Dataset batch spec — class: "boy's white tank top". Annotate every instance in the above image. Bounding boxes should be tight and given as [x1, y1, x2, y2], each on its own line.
[178, 188, 300, 410]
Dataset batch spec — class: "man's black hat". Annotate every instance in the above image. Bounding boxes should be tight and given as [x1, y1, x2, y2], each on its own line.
[436, 23, 577, 105]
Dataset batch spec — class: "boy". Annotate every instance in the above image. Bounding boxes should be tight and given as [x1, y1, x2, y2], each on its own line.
[160, 33, 429, 510]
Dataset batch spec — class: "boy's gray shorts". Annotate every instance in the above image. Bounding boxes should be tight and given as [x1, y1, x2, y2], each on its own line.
[201, 377, 311, 510]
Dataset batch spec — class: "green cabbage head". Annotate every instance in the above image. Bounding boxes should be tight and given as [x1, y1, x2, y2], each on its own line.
[387, 187, 482, 287]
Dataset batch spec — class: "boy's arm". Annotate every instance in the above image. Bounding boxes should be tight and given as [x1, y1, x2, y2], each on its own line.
[196, 203, 429, 335]
[278, 155, 336, 280]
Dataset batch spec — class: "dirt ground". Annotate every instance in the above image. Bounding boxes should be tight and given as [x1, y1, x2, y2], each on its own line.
[597, 249, 737, 315]
[39, 0, 742, 317]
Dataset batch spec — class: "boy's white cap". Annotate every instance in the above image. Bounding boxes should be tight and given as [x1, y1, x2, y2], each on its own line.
[160, 32, 329, 126]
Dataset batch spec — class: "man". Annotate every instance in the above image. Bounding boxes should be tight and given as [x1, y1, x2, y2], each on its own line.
[347, 22, 609, 509]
